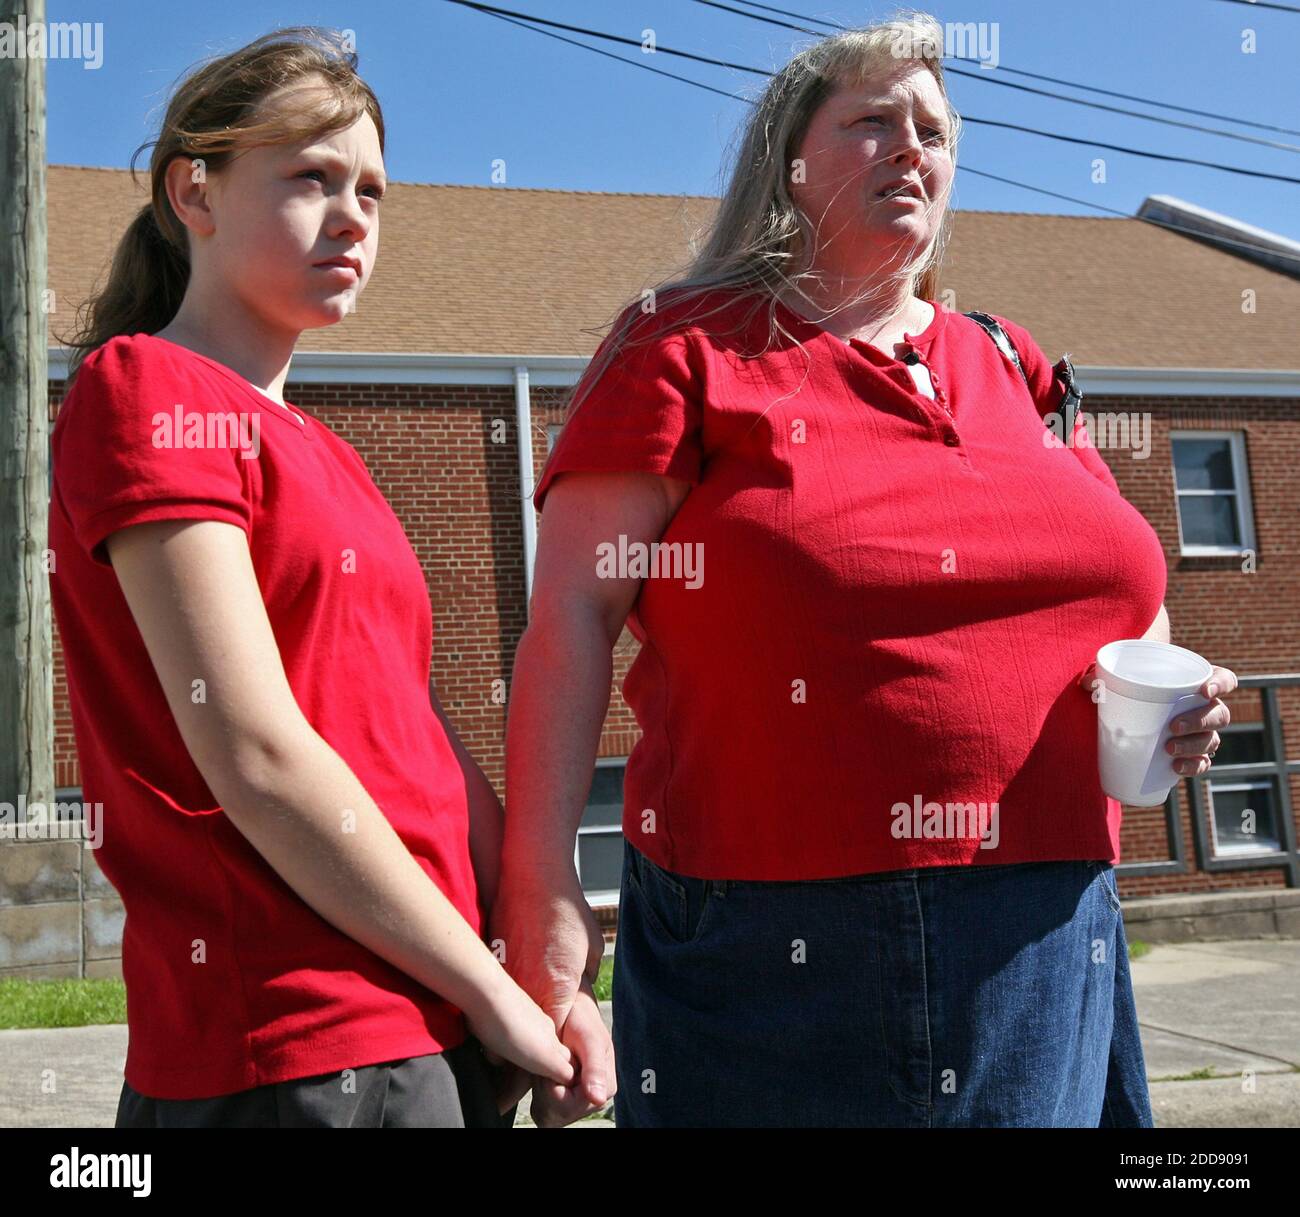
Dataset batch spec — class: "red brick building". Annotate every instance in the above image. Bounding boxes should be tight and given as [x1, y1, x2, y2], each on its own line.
[18, 167, 1300, 976]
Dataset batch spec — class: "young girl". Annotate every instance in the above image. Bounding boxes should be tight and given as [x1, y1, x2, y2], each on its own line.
[50, 27, 571, 1128]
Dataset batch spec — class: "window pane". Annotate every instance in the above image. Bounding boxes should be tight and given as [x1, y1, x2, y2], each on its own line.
[1211, 729, 1269, 766]
[582, 764, 625, 828]
[578, 832, 624, 893]
[1210, 783, 1280, 851]
[1173, 438, 1235, 490]
[1178, 494, 1240, 547]
[53, 789, 85, 823]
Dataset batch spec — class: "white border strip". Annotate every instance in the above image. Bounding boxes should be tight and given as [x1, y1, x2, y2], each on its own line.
[1074, 365, 1300, 399]
[48, 349, 1300, 397]
[48, 347, 588, 387]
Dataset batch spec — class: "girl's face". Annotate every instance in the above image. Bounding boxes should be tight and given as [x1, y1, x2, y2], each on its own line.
[199, 84, 386, 334]
[788, 63, 953, 280]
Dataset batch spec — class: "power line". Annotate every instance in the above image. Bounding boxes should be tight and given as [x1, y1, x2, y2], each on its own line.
[443, 0, 1300, 185]
[693, 0, 1300, 150]
[444, 0, 1300, 269]
[715, 0, 1300, 138]
[444, 0, 763, 73]
[940, 64, 1298, 154]
[958, 115, 1300, 184]
[956, 166, 1300, 268]
[1208, 0, 1300, 13]
[691, 0, 810, 34]
[464, 3, 744, 101]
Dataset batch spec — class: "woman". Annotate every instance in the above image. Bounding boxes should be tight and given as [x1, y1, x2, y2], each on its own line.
[493, 14, 1236, 1127]
[50, 28, 571, 1127]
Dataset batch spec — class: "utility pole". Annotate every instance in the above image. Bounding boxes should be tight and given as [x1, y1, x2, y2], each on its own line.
[0, 0, 54, 817]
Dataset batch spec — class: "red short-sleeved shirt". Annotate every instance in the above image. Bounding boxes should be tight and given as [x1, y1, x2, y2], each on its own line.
[50, 334, 480, 1099]
[534, 289, 1167, 880]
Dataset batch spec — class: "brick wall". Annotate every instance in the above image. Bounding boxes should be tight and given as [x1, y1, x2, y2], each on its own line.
[1092, 395, 1300, 897]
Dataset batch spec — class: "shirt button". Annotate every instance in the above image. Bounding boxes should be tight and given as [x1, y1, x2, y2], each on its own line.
[943, 433, 960, 446]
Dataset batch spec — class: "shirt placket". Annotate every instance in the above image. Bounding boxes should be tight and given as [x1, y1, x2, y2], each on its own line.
[848, 338, 966, 456]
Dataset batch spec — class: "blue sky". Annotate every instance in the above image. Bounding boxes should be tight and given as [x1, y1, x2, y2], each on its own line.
[44, 1, 1300, 236]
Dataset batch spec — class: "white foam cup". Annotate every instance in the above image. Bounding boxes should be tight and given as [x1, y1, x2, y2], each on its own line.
[1094, 640, 1215, 807]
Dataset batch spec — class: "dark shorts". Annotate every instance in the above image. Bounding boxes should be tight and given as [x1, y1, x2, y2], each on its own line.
[613, 841, 1155, 1128]
[115, 1037, 516, 1128]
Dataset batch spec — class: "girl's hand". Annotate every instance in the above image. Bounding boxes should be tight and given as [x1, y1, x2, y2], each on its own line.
[464, 972, 575, 1088]
[1078, 662, 1238, 776]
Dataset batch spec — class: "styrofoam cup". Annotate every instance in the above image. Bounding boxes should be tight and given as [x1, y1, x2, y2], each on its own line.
[1094, 640, 1215, 807]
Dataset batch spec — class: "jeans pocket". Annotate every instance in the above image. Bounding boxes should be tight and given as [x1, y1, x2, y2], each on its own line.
[626, 841, 718, 947]
[1091, 861, 1123, 916]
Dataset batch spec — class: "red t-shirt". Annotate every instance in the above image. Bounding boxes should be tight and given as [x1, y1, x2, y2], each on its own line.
[50, 334, 480, 1099]
[534, 289, 1167, 880]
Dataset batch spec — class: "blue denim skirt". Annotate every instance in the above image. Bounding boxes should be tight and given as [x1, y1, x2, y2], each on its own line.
[612, 840, 1153, 1128]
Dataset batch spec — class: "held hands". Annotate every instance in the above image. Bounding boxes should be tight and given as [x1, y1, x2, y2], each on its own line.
[462, 966, 575, 1114]
[487, 866, 616, 1127]
[1079, 661, 1238, 776]
[527, 973, 615, 1127]
[476, 974, 612, 1122]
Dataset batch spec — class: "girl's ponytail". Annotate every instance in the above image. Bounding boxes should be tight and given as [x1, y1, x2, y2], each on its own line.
[61, 26, 384, 383]
[65, 203, 190, 380]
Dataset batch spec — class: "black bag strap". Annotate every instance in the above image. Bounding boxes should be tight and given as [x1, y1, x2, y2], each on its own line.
[963, 309, 1081, 446]
[964, 309, 1026, 384]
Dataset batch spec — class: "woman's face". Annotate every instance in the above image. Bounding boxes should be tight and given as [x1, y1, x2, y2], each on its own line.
[194, 83, 386, 335]
[787, 63, 953, 281]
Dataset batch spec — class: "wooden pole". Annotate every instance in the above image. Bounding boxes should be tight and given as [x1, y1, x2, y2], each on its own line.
[0, 0, 54, 816]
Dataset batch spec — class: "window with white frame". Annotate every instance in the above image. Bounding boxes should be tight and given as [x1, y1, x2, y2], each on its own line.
[575, 759, 625, 905]
[1206, 724, 1281, 855]
[1170, 431, 1255, 556]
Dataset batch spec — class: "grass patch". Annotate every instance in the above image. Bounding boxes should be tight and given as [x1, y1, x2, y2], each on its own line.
[593, 955, 613, 1002]
[1128, 939, 1151, 961]
[0, 957, 616, 1032]
[1151, 1066, 1221, 1082]
[0, 978, 127, 1029]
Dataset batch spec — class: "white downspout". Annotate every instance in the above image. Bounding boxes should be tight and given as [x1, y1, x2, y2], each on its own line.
[514, 364, 537, 617]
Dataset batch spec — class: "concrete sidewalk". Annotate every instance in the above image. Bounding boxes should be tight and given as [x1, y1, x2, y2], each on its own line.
[2, 939, 1296, 1128]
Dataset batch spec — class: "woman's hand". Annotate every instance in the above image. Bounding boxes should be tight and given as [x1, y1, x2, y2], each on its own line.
[527, 976, 616, 1128]
[1165, 666, 1238, 774]
[1078, 662, 1238, 775]
[488, 868, 614, 1123]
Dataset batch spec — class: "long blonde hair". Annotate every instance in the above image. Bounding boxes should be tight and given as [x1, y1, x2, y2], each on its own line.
[562, 9, 961, 421]
[63, 27, 385, 381]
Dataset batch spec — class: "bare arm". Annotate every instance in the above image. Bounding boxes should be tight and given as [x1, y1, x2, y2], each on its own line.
[501, 469, 690, 880]
[106, 518, 572, 1085]
[429, 683, 505, 915]
[1080, 603, 1171, 695]
[491, 469, 690, 1125]
[1142, 603, 1171, 644]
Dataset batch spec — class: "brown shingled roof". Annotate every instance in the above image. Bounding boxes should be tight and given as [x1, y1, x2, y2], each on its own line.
[47, 165, 1300, 368]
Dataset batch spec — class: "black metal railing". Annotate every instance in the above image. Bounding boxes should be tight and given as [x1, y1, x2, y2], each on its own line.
[1119, 674, 1300, 888]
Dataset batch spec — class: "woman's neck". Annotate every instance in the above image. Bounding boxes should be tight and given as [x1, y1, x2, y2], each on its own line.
[781, 282, 928, 347]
